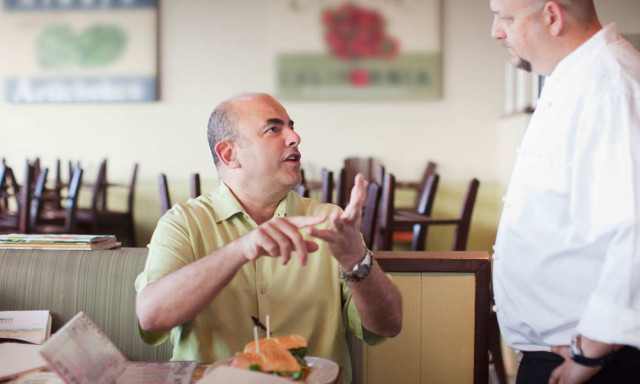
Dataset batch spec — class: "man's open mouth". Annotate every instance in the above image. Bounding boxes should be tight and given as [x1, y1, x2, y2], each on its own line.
[285, 153, 301, 162]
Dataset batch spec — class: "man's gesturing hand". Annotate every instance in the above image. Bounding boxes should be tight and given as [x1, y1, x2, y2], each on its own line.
[307, 174, 368, 269]
[241, 216, 327, 266]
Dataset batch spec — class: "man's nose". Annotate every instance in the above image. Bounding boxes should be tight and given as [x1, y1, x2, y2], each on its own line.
[491, 16, 504, 40]
[286, 128, 301, 147]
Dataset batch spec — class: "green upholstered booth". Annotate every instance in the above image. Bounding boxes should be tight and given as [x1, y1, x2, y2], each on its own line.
[0, 247, 172, 362]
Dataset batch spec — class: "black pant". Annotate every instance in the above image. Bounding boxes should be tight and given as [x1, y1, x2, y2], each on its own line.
[516, 347, 640, 384]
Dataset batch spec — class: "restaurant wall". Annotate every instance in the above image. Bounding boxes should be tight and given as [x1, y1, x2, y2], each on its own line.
[0, 0, 638, 250]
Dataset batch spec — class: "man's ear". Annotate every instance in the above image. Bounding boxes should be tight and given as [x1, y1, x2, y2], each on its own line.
[215, 141, 240, 168]
[544, 1, 564, 37]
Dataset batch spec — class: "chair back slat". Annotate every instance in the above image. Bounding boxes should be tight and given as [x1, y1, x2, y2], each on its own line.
[65, 165, 83, 233]
[452, 178, 480, 251]
[375, 173, 395, 251]
[321, 169, 334, 204]
[360, 182, 381, 250]
[414, 161, 438, 208]
[127, 164, 139, 214]
[30, 167, 49, 227]
[411, 173, 440, 251]
[190, 173, 201, 198]
[18, 162, 35, 234]
[158, 173, 171, 215]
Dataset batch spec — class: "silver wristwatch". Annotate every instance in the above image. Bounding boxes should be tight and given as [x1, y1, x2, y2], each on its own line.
[569, 334, 615, 367]
[339, 250, 373, 282]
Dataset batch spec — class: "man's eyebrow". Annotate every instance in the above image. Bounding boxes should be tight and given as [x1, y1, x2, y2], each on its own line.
[264, 118, 294, 127]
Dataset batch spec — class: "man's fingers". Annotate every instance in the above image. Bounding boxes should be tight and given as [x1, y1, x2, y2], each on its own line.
[287, 215, 327, 228]
[249, 218, 324, 265]
[274, 219, 313, 266]
[305, 240, 319, 253]
[548, 365, 563, 384]
[307, 227, 334, 242]
[343, 174, 367, 220]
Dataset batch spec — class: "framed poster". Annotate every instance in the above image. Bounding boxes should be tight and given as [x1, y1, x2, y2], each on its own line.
[270, 0, 442, 101]
[1, 0, 157, 103]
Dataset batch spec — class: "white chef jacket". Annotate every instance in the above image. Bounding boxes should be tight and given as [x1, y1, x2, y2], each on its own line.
[493, 24, 640, 352]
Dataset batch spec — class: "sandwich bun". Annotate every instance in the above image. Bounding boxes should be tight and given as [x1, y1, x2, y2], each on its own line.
[231, 349, 301, 373]
[243, 334, 307, 353]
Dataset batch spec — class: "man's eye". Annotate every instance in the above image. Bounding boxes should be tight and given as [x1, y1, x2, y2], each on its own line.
[266, 127, 278, 133]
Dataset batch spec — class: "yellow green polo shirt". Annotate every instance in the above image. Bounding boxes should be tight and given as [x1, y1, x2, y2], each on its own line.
[134, 182, 384, 383]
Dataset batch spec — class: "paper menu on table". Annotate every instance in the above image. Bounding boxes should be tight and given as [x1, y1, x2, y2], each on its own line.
[116, 362, 197, 384]
[39, 312, 196, 384]
[0, 310, 52, 344]
[0, 343, 47, 382]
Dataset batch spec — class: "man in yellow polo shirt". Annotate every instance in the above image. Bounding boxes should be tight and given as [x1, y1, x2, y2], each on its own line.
[134, 93, 402, 383]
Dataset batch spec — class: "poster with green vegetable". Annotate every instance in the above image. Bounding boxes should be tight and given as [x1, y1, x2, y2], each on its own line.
[271, 0, 441, 101]
[2, 0, 157, 103]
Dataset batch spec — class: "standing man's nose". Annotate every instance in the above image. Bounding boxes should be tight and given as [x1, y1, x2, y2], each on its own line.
[491, 16, 505, 40]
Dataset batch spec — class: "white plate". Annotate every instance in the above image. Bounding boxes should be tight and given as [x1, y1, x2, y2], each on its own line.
[205, 356, 340, 383]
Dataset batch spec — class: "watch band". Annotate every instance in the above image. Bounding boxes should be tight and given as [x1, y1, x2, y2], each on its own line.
[569, 335, 615, 367]
[339, 250, 373, 283]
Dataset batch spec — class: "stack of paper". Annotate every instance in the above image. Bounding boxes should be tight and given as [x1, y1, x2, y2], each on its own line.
[40, 312, 197, 384]
[0, 234, 120, 250]
[0, 310, 52, 381]
[0, 310, 52, 345]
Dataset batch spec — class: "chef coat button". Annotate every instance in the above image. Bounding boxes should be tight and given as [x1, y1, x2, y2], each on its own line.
[492, 253, 499, 260]
[492, 305, 499, 313]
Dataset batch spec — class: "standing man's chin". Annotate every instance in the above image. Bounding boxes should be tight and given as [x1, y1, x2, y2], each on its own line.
[514, 57, 532, 72]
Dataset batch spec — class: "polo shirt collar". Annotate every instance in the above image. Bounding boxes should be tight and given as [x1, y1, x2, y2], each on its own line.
[211, 181, 295, 223]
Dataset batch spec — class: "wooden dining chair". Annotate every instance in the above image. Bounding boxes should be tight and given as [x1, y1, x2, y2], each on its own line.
[159, 172, 204, 215]
[76, 162, 138, 246]
[50, 159, 77, 211]
[394, 177, 479, 252]
[395, 161, 438, 212]
[336, 158, 382, 208]
[393, 172, 440, 247]
[0, 161, 34, 234]
[30, 165, 84, 234]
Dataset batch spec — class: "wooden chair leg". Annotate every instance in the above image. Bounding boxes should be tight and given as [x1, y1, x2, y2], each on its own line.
[489, 310, 508, 384]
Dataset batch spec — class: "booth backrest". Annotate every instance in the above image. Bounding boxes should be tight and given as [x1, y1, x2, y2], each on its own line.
[0, 247, 172, 362]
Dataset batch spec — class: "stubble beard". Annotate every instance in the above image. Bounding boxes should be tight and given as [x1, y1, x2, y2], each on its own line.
[516, 57, 532, 72]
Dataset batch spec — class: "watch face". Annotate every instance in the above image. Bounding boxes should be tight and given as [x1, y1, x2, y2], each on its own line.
[355, 263, 371, 279]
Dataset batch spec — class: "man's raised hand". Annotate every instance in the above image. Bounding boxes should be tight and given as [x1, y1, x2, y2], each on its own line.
[241, 215, 326, 266]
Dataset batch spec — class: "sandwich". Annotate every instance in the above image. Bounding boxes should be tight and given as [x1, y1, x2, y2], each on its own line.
[243, 334, 308, 366]
[231, 349, 304, 379]
[232, 334, 309, 379]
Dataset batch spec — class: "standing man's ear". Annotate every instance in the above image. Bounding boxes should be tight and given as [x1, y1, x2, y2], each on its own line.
[544, 1, 565, 37]
[215, 141, 240, 168]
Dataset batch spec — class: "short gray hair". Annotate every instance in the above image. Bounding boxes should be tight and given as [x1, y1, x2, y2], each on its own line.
[207, 101, 241, 167]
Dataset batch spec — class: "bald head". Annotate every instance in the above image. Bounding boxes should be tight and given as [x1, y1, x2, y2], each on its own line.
[207, 93, 273, 167]
[527, 0, 598, 23]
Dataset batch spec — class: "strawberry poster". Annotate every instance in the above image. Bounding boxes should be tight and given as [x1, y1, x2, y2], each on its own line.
[1, 0, 157, 103]
[271, 0, 441, 101]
